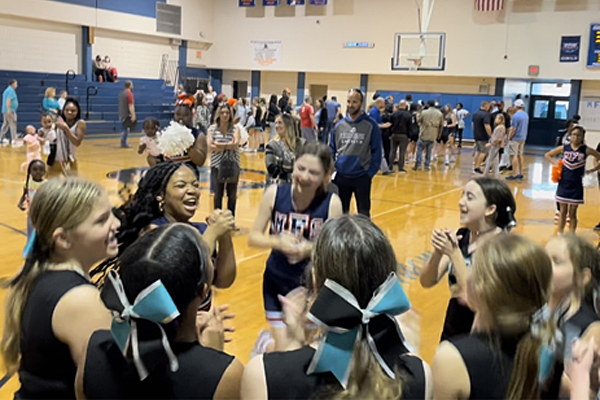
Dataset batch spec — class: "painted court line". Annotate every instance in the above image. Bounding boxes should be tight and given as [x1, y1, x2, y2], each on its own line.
[0, 222, 26, 236]
[372, 186, 463, 219]
[235, 250, 270, 264]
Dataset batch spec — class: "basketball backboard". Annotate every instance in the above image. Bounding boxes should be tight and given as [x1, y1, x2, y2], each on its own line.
[392, 32, 446, 71]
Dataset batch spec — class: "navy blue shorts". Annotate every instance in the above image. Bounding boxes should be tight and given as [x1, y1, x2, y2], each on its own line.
[263, 271, 303, 327]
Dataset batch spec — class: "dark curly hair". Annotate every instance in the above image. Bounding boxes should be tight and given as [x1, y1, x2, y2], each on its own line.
[90, 161, 199, 282]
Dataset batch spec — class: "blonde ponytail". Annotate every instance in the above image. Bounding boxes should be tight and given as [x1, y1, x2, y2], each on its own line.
[1, 177, 103, 372]
[506, 333, 542, 399]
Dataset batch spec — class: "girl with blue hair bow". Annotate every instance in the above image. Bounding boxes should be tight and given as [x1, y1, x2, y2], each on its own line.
[79, 223, 243, 399]
[242, 214, 430, 400]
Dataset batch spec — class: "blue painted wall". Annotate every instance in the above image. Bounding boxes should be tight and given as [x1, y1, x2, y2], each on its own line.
[186, 68, 210, 80]
[178, 40, 188, 79]
[46, 0, 166, 18]
[211, 69, 223, 95]
[375, 90, 492, 140]
[251, 71, 261, 100]
[296, 72, 305, 107]
[81, 26, 93, 82]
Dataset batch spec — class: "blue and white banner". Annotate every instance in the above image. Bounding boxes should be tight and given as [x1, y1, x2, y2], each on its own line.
[239, 0, 256, 6]
[288, 0, 305, 4]
[309, 0, 327, 4]
[588, 24, 600, 68]
[263, 0, 280, 5]
[560, 36, 580, 63]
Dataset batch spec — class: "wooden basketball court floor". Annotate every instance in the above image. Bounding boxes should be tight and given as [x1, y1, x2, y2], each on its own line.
[0, 135, 599, 395]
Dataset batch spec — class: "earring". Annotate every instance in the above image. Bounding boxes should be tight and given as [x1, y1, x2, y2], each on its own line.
[159, 201, 165, 213]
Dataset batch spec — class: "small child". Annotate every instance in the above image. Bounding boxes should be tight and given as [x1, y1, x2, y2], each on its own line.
[20, 125, 43, 172]
[38, 114, 57, 158]
[17, 159, 47, 253]
[57, 90, 68, 110]
[138, 117, 162, 166]
[484, 114, 506, 176]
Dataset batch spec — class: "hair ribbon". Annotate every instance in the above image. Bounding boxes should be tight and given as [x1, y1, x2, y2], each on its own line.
[101, 270, 180, 380]
[530, 300, 569, 385]
[306, 272, 411, 389]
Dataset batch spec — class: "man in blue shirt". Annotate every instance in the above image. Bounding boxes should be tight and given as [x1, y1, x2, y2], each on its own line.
[506, 99, 529, 181]
[330, 89, 382, 217]
[325, 96, 341, 141]
[1, 79, 18, 146]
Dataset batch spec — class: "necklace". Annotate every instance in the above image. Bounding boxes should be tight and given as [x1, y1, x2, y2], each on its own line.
[472, 226, 497, 238]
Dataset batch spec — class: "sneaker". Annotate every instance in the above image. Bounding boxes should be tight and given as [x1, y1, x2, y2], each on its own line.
[450, 157, 456, 163]
[507, 166, 513, 172]
[444, 160, 450, 166]
[474, 168, 483, 174]
[594, 222, 600, 231]
[499, 165, 507, 172]
[424, 167, 430, 171]
[250, 329, 275, 358]
[120, 144, 131, 149]
[506, 175, 519, 181]
[515, 174, 524, 181]
[398, 169, 407, 173]
[382, 170, 394, 176]
[412, 165, 420, 171]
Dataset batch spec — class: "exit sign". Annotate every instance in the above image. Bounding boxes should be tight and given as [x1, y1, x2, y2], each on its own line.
[196, 51, 202, 58]
[528, 65, 540, 76]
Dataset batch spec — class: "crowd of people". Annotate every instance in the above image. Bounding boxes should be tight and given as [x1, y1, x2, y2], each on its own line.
[4, 80, 600, 399]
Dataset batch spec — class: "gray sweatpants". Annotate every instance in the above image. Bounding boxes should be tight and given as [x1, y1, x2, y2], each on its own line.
[1, 112, 17, 143]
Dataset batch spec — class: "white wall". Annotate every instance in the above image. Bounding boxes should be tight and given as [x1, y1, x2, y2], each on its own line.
[93, 29, 178, 79]
[0, 0, 214, 42]
[209, 0, 600, 80]
[0, 15, 80, 73]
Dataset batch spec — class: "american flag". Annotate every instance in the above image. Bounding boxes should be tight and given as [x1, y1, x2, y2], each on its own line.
[474, 0, 505, 11]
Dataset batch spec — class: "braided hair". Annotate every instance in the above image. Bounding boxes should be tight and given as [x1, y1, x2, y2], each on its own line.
[90, 161, 199, 282]
[24, 159, 46, 194]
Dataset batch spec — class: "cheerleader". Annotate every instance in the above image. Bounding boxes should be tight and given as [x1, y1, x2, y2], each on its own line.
[545, 125, 600, 234]
[420, 177, 516, 341]
[543, 234, 600, 398]
[431, 235, 556, 399]
[248, 142, 342, 351]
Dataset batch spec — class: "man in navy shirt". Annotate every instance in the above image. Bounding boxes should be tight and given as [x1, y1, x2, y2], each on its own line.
[330, 89, 382, 217]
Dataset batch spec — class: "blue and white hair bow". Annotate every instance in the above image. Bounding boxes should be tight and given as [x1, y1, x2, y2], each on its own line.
[101, 269, 180, 380]
[306, 273, 411, 389]
[531, 300, 569, 385]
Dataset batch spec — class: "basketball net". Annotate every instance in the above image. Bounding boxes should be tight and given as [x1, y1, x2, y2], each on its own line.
[408, 58, 422, 71]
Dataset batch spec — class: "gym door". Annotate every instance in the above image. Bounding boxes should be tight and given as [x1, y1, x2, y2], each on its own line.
[528, 95, 570, 147]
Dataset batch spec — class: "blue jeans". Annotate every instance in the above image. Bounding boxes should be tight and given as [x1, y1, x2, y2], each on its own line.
[121, 128, 129, 147]
[416, 139, 434, 169]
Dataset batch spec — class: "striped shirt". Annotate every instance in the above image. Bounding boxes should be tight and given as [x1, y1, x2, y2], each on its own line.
[209, 125, 240, 168]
